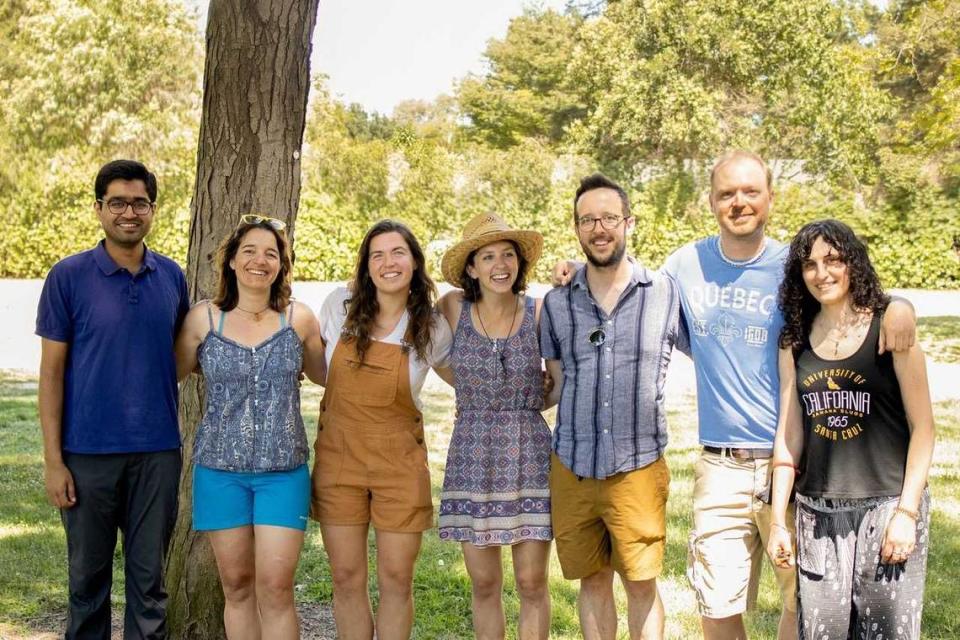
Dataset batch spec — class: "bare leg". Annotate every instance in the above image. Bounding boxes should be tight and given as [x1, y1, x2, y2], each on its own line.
[578, 566, 617, 640]
[623, 577, 663, 640]
[778, 608, 798, 640]
[511, 541, 551, 640]
[462, 543, 505, 639]
[701, 614, 747, 640]
[253, 525, 304, 640]
[320, 523, 373, 640]
[208, 526, 260, 640]
[373, 529, 423, 640]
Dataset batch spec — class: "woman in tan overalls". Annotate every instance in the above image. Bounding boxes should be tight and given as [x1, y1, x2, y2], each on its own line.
[311, 220, 453, 640]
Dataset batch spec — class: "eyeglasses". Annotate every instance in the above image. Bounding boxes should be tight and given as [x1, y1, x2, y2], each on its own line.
[239, 214, 287, 231]
[97, 198, 154, 216]
[587, 326, 606, 347]
[576, 214, 627, 231]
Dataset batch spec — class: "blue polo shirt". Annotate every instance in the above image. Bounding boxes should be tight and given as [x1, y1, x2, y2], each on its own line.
[36, 241, 189, 453]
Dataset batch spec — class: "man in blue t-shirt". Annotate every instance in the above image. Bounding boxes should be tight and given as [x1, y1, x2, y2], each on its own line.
[36, 160, 189, 639]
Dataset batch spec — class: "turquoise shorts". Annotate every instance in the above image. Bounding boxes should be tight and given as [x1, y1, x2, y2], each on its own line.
[192, 464, 310, 531]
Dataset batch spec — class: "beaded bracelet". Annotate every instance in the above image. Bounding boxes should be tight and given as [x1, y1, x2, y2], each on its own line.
[894, 505, 919, 521]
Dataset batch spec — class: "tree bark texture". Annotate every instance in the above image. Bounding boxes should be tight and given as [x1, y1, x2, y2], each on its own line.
[166, 1, 320, 637]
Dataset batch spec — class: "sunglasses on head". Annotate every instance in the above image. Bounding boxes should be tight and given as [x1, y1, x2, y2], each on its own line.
[239, 213, 287, 231]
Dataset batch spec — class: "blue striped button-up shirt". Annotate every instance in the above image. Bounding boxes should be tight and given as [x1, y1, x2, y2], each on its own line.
[540, 260, 685, 479]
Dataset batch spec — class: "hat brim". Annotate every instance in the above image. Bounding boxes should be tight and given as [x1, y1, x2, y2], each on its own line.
[441, 229, 543, 287]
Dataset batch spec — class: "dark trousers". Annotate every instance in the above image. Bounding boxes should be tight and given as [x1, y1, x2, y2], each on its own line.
[61, 449, 181, 640]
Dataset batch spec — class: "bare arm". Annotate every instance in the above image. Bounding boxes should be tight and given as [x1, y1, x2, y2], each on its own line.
[767, 347, 805, 567]
[438, 289, 463, 334]
[880, 343, 936, 563]
[173, 305, 208, 382]
[294, 301, 327, 385]
[879, 296, 916, 354]
[38, 338, 75, 508]
[543, 359, 563, 410]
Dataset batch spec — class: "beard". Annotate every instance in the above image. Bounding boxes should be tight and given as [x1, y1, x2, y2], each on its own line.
[581, 235, 627, 268]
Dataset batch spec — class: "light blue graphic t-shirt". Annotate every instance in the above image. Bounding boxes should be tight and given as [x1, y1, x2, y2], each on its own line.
[662, 235, 786, 447]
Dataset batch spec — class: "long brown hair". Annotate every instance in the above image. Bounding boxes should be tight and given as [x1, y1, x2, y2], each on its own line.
[343, 220, 437, 363]
[213, 221, 293, 312]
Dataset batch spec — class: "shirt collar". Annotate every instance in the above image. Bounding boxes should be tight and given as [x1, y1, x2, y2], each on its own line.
[93, 239, 157, 275]
[570, 256, 653, 291]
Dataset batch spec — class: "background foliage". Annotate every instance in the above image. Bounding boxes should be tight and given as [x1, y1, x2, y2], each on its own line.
[1, 0, 958, 287]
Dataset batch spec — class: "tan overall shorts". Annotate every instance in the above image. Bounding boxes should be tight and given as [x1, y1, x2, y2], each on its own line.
[309, 337, 433, 532]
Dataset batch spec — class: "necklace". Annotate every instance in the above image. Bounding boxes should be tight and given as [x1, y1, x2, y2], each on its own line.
[815, 313, 868, 357]
[476, 296, 520, 366]
[716, 236, 767, 267]
[234, 303, 271, 322]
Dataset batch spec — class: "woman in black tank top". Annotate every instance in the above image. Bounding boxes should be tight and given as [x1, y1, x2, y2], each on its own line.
[766, 219, 935, 639]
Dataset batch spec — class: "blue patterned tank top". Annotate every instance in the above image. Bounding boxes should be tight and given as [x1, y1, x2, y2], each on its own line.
[194, 303, 308, 471]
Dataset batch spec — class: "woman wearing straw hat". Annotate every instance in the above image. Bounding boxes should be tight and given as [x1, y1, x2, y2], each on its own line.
[438, 212, 553, 640]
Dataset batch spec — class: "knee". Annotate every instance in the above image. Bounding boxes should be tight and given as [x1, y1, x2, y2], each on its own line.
[220, 569, 256, 603]
[330, 562, 367, 596]
[470, 572, 502, 601]
[622, 578, 657, 603]
[256, 574, 295, 611]
[377, 565, 414, 599]
[514, 570, 547, 602]
[579, 567, 614, 595]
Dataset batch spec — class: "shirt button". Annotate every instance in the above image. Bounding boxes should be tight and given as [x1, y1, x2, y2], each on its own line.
[605, 347, 612, 352]
[603, 401, 609, 407]
[254, 376, 259, 382]
[603, 429, 609, 434]
[605, 374, 611, 379]
[606, 320, 613, 325]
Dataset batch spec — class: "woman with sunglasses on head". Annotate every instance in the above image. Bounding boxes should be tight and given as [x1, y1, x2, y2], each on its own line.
[436, 212, 553, 640]
[175, 214, 326, 640]
[766, 219, 934, 640]
[310, 219, 453, 640]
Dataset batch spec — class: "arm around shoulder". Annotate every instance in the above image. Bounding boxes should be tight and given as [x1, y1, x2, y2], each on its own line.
[294, 301, 327, 385]
[174, 303, 210, 382]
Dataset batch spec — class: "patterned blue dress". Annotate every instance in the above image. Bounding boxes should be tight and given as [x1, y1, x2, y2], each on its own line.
[438, 296, 552, 547]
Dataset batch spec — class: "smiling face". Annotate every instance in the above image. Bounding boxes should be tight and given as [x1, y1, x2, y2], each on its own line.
[229, 227, 281, 291]
[367, 231, 415, 295]
[95, 178, 154, 248]
[801, 237, 851, 306]
[709, 156, 772, 243]
[575, 187, 633, 268]
[466, 240, 519, 296]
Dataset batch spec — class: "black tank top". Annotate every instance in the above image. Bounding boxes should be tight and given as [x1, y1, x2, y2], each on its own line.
[794, 314, 910, 498]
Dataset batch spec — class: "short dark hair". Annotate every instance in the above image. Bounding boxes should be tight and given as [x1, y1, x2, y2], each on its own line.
[94, 160, 158, 202]
[458, 240, 530, 302]
[573, 173, 630, 221]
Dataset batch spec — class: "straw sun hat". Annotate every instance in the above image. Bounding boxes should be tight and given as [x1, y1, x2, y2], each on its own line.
[440, 212, 543, 286]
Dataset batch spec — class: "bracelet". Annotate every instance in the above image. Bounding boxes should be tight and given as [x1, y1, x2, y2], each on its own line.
[771, 461, 799, 472]
[770, 522, 790, 533]
[894, 505, 919, 521]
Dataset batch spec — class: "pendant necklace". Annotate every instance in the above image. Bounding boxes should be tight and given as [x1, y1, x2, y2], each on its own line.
[476, 297, 520, 368]
[235, 303, 271, 322]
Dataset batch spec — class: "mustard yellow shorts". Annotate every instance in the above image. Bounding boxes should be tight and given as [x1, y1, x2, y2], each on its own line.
[686, 450, 797, 618]
[549, 453, 669, 581]
[310, 415, 434, 533]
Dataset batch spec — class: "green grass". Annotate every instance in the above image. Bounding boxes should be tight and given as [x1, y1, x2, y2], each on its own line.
[1, 374, 959, 638]
[918, 316, 960, 364]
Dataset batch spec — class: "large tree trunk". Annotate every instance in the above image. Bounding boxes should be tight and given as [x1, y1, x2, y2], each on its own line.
[166, 2, 320, 637]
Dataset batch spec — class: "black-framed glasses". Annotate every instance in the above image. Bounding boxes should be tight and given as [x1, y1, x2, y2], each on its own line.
[240, 213, 287, 231]
[577, 214, 626, 231]
[587, 326, 606, 347]
[97, 198, 154, 216]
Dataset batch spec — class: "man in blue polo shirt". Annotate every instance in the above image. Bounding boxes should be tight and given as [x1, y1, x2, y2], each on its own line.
[36, 159, 189, 639]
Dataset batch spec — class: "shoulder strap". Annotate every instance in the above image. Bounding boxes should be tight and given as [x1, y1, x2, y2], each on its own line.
[217, 308, 226, 335]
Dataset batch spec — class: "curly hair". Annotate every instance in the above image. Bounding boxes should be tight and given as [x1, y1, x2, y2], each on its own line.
[342, 220, 438, 363]
[213, 221, 293, 312]
[458, 240, 529, 302]
[778, 219, 889, 350]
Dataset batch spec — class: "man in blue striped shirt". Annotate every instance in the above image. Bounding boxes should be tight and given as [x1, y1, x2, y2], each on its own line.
[541, 173, 685, 640]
